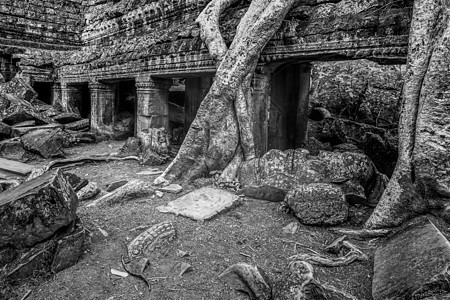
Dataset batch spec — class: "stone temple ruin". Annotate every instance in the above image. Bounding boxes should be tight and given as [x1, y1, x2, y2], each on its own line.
[1, 0, 450, 299]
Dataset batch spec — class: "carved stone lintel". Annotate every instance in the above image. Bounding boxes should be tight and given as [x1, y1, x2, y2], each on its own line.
[135, 76, 172, 91]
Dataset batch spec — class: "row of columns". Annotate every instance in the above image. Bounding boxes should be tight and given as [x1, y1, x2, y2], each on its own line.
[51, 63, 312, 155]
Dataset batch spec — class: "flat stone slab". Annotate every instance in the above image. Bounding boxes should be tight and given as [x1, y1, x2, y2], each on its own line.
[156, 187, 240, 221]
[373, 220, 450, 300]
[158, 184, 183, 194]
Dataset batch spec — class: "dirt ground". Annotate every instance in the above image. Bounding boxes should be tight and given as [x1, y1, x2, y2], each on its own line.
[3, 141, 437, 300]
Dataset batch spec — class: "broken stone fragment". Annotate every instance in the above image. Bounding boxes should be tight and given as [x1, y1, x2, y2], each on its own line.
[63, 172, 89, 192]
[64, 118, 90, 131]
[0, 77, 37, 101]
[0, 138, 34, 162]
[285, 183, 348, 225]
[158, 184, 183, 194]
[77, 182, 100, 201]
[2, 104, 54, 126]
[0, 169, 78, 249]
[21, 128, 64, 158]
[53, 112, 81, 124]
[372, 220, 450, 300]
[106, 180, 128, 192]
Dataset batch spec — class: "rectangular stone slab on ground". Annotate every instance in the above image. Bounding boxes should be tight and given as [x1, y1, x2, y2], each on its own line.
[372, 220, 450, 300]
[157, 187, 240, 221]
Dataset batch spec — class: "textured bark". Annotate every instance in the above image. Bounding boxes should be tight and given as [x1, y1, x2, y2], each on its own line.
[366, 1, 450, 228]
[155, 0, 298, 183]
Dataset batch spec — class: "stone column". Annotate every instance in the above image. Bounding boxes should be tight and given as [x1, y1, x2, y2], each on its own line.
[51, 83, 62, 107]
[135, 76, 172, 134]
[250, 68, 271, 157]
[184, 76, 213, 134]
[89, 82, 115, 137]
[295, 63, 312, 148]
[60, 82, 78, 113]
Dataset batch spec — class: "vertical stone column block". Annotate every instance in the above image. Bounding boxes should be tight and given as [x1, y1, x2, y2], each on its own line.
[89, 82, 115, 137]
[60, 82, 79, 113]
[51, 83, 62, 107]
[251, 69, 271, 157]
[135, 76, 172, 134]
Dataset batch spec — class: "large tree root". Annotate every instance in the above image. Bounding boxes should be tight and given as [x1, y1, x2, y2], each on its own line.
[331, 228, 391, 239]
[86, 179, 154, 207]
[288, 237, 368, 267]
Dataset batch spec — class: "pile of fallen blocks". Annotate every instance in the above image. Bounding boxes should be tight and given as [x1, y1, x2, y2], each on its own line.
[0, 76, 95, 161]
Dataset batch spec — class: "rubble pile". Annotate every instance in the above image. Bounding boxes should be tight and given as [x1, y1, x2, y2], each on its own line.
[0, 76, 95, 161]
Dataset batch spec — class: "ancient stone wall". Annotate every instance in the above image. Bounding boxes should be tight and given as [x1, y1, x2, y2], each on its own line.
[0, 0, 83, 51]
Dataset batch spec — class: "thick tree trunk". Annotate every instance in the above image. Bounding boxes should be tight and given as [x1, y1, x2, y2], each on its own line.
[155, 0, 298, 184]
[366, 0, 450, 228]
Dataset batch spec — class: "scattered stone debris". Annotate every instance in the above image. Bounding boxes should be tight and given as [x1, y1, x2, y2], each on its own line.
[106, 180, 128, 192]
[177, 249, 189, 258]
[110, 269, 129, 278]
[372, 220, 450, 300]
[281, 222, 299, 235]
[179, 262, 193, 277]
[157, 187, 240, 221]
[158, 183, 183, 194]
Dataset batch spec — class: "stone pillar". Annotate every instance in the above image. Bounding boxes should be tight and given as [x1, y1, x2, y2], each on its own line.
[295, 63, 312, 148]
[184, 76, 213, 134]
[89, 82, 115, 137]
[51, 83, 62, 107]
[250, 69, 271, 157]
[135, 76, 172, 134]
[60, 82, 78, 113]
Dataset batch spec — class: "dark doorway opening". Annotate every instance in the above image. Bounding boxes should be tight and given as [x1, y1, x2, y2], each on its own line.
[114, 80, 136, 140]
[79, 83, 91, 119]
[33, 82, 52, 104]
[169, 79, 185, 145]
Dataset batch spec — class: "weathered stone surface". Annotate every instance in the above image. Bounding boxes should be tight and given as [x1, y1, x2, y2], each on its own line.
[50, 218, 86, 273]
[238, 148, 386, 205]
[0, 169, 78, 249]
[157, 187, 240, 221]
[0, 77, 37, 101]
[0, 138, 32, 162]
[373, 221, 450, 300]
[77, 182, 100, 201]
[53, 112, 82, 124]
[21, 128, 64, 158]
[142, 148, 167, 166]
[285, 183, 348, 225]
[64, 119, 90, 131]
[119, 137, 141, 157]
[11, 124, 63, 137]
[2, 104, 54, 126]
[63, 172, 88, 192]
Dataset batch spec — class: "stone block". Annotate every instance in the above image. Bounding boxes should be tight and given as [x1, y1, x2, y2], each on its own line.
[0, 169, 78, 249]
[21, 128, 64, 158]
[373, 221, 450, 300]
[285, 183, 348, 225]
[157, 187, 240, 221]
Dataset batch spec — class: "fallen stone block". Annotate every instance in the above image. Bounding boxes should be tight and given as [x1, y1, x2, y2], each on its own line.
[64, 118, 89, 131]
[2, 104, 54, 126]
[77, 182, 100, 201]
[284, 183, 348, 225]
[373, 220, 450, 300]
[63, 172, 88, 192]
[11, 123, 62, 137]
[0, 138, 33, 162]
[0, 76, 37, 101]
[53, 112, 82, 124]
[0, 157, 35, 176]
[0, 169, 78, 249]
[157, 187, 240, 221]
[21, 128, 64, 158]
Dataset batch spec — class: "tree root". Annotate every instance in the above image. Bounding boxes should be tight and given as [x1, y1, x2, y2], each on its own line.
[331, 228, 391, 239]
[86, 179, 154, 207]
[288, 237, 368, 267]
